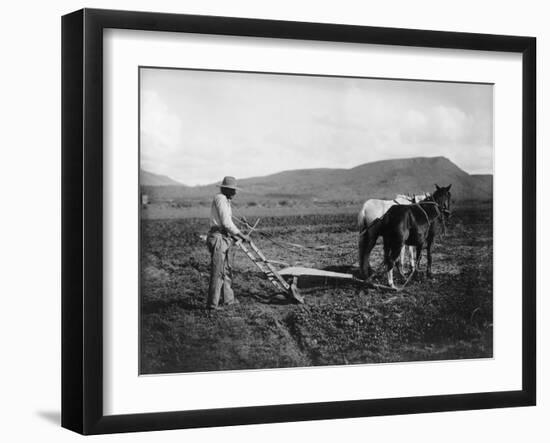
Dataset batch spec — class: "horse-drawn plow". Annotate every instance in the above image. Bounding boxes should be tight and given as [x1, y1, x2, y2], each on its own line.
[233, 215, 413, 304]
[233, 186, 452, 302]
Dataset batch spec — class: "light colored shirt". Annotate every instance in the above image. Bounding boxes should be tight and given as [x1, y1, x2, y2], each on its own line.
[210, 193, 241, 236]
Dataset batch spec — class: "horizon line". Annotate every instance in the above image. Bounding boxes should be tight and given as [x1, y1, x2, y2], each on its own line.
[141, 155, 493, 187]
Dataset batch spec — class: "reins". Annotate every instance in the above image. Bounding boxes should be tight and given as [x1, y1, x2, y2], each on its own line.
[418, 200, 448, 236]
[231, 207, 358, 261]
[416, 203, 432, 227]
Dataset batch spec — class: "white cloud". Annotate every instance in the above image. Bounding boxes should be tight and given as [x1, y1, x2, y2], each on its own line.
[140, 90, 183, 170]
[140, 69, 493, 184]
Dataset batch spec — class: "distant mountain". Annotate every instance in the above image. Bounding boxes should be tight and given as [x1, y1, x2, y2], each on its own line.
[141, 157, 493, 203]
[340, 157, 492, 201]
[236, 156, 492, 201]
[140, 170, 183, 186]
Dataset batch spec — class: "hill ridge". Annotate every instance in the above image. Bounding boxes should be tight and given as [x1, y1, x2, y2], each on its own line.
[142, 156, 492, 202]
[140, 170, 184, 186]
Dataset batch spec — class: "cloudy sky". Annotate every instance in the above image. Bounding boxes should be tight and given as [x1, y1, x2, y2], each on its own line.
[140, 68, 493, 186]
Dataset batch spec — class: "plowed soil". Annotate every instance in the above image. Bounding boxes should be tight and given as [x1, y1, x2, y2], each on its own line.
[140, 204, 492, 374]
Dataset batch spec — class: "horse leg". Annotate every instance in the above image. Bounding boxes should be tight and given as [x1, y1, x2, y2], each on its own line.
[387, 267, 395, 288]
[359, 224, 379, 279]
[409, 246, 416, 272]
[395, 246, 405, 278]
[414, 244, 423, 280]
[367, 225, 380, 276]
[398, 246, 407, 277]
[358, 231, 367, 278]
[359, 231, 374, 279]
[384, 238, 402, 289]
[383, 240, 395, 288]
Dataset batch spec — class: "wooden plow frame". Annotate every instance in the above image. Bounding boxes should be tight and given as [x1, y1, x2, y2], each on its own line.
[234, 238, 304, 303]
[235, 239, 410, 304]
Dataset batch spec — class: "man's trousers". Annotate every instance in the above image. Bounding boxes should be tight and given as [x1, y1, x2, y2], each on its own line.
[206, 231, 235, 307]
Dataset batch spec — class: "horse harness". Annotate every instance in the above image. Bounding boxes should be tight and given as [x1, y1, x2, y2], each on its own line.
[363, 200, 431, 233]
[415, 201, 446, 228]
[393, 198, 436, 227]
[361, 200, 444, 236]
[416, 203, 432, 227]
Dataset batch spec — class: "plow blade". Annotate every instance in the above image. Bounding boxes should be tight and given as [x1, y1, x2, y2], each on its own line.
[279, 267, 397, 291]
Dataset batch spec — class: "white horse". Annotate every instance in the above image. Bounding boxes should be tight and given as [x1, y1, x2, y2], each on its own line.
[410, 192, 431, 204]
[357, 194, 416, 230]
[358, 193, 429, 278]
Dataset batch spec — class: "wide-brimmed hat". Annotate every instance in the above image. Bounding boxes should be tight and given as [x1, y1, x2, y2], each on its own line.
[217, 176, 240, 190]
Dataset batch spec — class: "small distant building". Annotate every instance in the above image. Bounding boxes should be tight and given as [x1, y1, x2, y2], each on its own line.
[141, 192, 149, 208]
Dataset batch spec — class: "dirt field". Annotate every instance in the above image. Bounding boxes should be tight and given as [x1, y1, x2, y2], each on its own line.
[140, 203, 493, 374]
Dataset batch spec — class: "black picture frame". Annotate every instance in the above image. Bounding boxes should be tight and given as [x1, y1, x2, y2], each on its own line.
[62, 8, 536, 435]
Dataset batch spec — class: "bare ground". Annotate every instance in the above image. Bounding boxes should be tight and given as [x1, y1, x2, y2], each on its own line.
[140, 204, 492, 374]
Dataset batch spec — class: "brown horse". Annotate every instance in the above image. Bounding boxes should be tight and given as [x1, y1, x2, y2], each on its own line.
[359, 184, 452, 285]
[380, 184, 451, 287]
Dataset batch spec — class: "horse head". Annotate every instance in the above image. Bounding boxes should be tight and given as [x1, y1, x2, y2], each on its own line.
[433, 184, 452, 219]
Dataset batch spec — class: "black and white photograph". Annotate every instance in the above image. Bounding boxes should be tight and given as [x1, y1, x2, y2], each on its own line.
[139, 67, 494, 375]
[1, 0, 545, 439]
